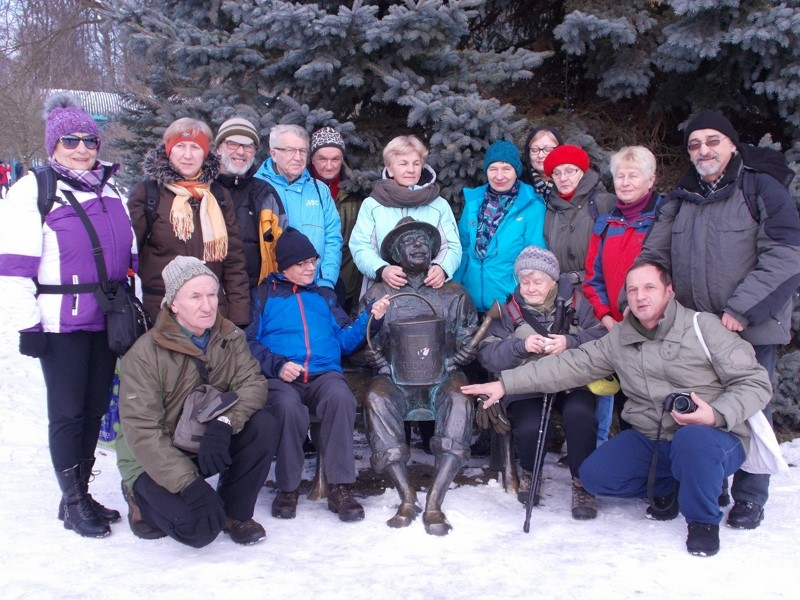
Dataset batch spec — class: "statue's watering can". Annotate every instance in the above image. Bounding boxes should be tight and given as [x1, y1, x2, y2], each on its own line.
[367, 292, 445, 386]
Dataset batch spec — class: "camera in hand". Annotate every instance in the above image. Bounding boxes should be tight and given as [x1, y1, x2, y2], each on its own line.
[663, 392, 696, 414]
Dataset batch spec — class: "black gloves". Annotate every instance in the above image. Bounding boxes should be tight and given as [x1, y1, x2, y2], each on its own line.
[19, 332, 48, 358]
[453, 345, 478, 366]
[179, 478, 226, 538]
[364, 348, 390, 375]
[197, 419, 233, 477]
[475, 398, 512, 435]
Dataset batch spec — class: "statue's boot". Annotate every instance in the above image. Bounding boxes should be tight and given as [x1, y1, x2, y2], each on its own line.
[423, 454, 462, 536]
[384, 462, 420, 528]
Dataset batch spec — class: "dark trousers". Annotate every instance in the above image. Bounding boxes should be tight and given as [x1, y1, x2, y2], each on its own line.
[580, 426, 745, 524]
[730, 344, 776, 506]
[507, 388, 597, 478]
[39, 331, 117, 470]
[133, 409, 277, 548]
[266, 371, 357, 491]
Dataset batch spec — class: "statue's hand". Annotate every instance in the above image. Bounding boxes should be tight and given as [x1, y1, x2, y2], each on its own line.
[364, 348, 391, 375]
[452, 345, 478, 366]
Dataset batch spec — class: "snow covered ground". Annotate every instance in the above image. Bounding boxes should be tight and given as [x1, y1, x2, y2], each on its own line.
[1, 324, 799, 600]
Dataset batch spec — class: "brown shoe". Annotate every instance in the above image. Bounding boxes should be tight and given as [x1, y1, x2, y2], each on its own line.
[571, 479, 597, 520]
[517, 468, 543, 506]
[120, 480, 166, 540]
[225, 517, 266, 545]
[271, 489, 299, 519]
[327, 483, 365, 522]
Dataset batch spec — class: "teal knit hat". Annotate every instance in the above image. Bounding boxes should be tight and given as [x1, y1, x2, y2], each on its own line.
[484, 140, 523, 177]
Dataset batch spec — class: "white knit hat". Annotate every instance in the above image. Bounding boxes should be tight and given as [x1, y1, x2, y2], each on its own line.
[514, 246, 560, 281]
[161, 256, 219, 308]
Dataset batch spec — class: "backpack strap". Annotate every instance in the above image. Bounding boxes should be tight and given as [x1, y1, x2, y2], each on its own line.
[143, 180, 161, 241]
[586, 188, 600, 221]
[740, 170, 761, 223]
[32, 166, 59, 223]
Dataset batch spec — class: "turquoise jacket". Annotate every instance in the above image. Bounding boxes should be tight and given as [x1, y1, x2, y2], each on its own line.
[254, 158, 342, 288]
[454, 182, 546, 312]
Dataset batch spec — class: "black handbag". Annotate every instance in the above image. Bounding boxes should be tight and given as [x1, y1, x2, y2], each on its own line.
[54, 191, 151, 356]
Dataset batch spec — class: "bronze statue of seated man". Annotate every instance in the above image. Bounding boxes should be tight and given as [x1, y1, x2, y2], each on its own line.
[360, 217, 478, 536]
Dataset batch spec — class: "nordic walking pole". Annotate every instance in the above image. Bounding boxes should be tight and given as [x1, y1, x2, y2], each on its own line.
[524, 392, 555, 533]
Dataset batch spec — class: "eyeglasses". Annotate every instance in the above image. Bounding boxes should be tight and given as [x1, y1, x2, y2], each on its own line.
[274, 147, 309, 157]
[530, 146, 557, 156]
[551, 166, 581, 178]
[687, 136, 728, 153]
[59, 135, 100, 150]
[296, 257, 319, 269]
[223, 140, 256, 153]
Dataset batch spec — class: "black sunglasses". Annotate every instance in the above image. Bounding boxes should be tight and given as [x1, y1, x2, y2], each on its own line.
[59, 135, 100, 150]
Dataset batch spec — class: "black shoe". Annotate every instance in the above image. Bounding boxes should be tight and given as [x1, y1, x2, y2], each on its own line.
[225, 517, 266, 545]
[646, 491, 679, 521]
[718, 478, 730, 507]
[271, 489, 299, 519]
[302, 435, 317, 458]
[686, 522, 720, 556]
[470, 431, 491, 458]
[55, 464, 110, 538]
[121, 480, 166, 540]
[726, 501, 764, 529]
[58, 459, 121, 524]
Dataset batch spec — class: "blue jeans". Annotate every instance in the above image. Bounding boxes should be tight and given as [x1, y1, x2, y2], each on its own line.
[595, 394, 613, 444]
[580, 427, 745, 524]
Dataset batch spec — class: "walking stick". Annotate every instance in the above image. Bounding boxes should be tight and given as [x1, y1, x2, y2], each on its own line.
[523, 392, 555, 533]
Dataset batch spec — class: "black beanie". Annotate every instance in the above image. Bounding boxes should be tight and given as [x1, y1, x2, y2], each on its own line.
[683, 110, 739, 147]
[276, 227, 319, 272]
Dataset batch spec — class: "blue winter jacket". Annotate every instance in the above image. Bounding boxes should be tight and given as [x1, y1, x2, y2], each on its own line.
[254, 158, 342, 289]
[246, 273, 370, 380]
[454, 182, 546, 312]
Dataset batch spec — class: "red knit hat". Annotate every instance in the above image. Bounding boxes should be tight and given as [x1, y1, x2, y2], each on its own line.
[543, 145, 590, 177]
[165, 129, 211, 158]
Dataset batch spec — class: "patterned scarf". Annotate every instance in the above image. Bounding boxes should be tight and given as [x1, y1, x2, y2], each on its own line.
[530, 172, 555, 203]
[164, 177, 228, 263]
[49, 159, 115, 195]
[475, 180, 520, 258]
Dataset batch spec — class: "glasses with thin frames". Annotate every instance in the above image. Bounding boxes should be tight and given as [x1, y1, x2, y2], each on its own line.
[551, 166, 581, 179]
[223, 140, 256, 153]
[274, 147, 309, 157]
[687, 136, 728, 153]
[530, 145, 557, 155]
[59, 135, 100, 150]
[296, 257, 319, 269]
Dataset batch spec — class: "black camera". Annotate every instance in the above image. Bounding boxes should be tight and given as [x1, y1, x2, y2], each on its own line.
[664, 392, 696, 414]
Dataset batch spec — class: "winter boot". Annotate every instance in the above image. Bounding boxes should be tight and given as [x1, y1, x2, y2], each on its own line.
[121, 480, 166, 540]
[271, 489, 300, 519]
[686, 522, 720, 557]
[55, 464, 110, 538]
[327, 483, 365, 522]
[225, 517, 267, 545]
[57, 458, 121, 524]
[517, 466, 544, 506]
[571, 478, 597, 520]
[726, 501, 764, 530]
[646, 487, 680, 521]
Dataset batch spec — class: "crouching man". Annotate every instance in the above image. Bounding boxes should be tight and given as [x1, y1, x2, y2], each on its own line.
[117, 256, 277, 547]
[463, 260, 772, 556]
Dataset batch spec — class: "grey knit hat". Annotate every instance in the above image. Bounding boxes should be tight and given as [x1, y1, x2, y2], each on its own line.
[514, 246, 560, 281]
[161, 256, 219, 308]
[310, 126, 345, 157]
[215, 117, 260, 149]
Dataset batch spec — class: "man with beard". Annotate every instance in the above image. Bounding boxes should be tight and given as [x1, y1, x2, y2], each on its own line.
[640, 111, 800, 530]
[215, 117, 287, 288]
[360, 217, 478, 536]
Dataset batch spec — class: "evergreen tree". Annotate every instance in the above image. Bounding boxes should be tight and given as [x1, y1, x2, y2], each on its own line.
[105, 0, 550, 203]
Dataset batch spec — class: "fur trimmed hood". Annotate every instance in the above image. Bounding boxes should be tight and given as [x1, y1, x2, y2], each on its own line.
[142, 147, 220, 185]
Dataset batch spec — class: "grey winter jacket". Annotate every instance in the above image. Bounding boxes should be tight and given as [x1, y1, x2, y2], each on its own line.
[640, 162, 800, 346]
[500, 299, 772, 450]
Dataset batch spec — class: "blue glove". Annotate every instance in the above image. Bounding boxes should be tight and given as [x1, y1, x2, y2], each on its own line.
[197, 419, 233, 477]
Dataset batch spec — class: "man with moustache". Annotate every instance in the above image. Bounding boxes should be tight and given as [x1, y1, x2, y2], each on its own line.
[640, 110, 800, 530]
[215, 117, 287, 289]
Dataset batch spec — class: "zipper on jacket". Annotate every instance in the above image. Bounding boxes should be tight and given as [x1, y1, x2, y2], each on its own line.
[294, 285, 311, 383]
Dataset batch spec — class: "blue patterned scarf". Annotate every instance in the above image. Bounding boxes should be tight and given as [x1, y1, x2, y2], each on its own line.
[475, 180, 520, 258]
